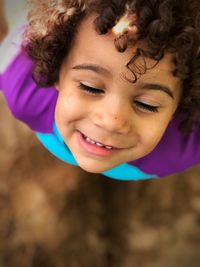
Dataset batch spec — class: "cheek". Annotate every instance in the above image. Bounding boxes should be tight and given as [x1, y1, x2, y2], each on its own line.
[55, 96, 74, 125]
[144, 128, 164, 146]
[54, 94, 80, 139]
[140, 118, 171, 150]
[55, 91, 87, 125]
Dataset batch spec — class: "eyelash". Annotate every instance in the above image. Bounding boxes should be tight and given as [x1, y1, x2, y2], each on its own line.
[78, 83, 159, 113]
[78, 83, 104, 94]
[134, 101, 159, 113]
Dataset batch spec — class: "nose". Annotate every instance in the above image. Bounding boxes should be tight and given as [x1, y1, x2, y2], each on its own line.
[91, 100, 132, 135]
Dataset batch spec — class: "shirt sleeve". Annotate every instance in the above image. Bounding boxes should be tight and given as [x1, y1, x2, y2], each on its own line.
[0, 16, 58, 133]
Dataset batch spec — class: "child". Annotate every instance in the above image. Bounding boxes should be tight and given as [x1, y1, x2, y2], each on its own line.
[0, 0, 200, 181]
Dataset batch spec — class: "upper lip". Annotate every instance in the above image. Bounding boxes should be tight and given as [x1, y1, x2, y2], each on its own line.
[80, 131, 121, 149]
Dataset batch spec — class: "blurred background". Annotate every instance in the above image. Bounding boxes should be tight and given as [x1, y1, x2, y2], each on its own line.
[0, 1, 200, 266]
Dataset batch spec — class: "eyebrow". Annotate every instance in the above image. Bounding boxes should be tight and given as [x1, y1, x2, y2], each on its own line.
[142, 83, 174, 99]
[72, 63, 111, 76]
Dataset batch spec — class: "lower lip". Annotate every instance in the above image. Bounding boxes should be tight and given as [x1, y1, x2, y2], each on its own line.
[77, 131, 119, 157]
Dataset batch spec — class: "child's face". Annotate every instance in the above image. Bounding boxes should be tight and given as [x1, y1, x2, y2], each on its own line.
[55, 15, 182, 173]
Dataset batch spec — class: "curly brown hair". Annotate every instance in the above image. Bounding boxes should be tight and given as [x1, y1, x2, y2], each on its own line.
[24, 0, 200, 133]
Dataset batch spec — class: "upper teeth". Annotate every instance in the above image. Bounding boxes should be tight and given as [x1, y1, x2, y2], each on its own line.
[85, 136, 113, 149]
[86, 137, 96, 144]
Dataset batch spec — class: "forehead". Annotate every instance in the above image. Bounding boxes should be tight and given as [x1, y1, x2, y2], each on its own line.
[63, 14, 180, 88]
[69, 15, 134, 70]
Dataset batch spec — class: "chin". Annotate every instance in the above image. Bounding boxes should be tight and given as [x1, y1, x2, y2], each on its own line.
[78, 161, 114, 174]
[79, 165, 106, 174]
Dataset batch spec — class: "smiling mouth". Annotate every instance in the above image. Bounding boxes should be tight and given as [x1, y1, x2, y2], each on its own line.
[82, 133, 115, 150]
[77, 130, 123, 157]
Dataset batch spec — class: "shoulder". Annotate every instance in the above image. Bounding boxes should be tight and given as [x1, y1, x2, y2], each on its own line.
[130, 114, 200, 177]
[0, 14, 58, 133]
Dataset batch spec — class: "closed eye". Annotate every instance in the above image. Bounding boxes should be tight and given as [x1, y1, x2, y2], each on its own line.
[134, 101, 159, 113]
[78, 83, 104, 95]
